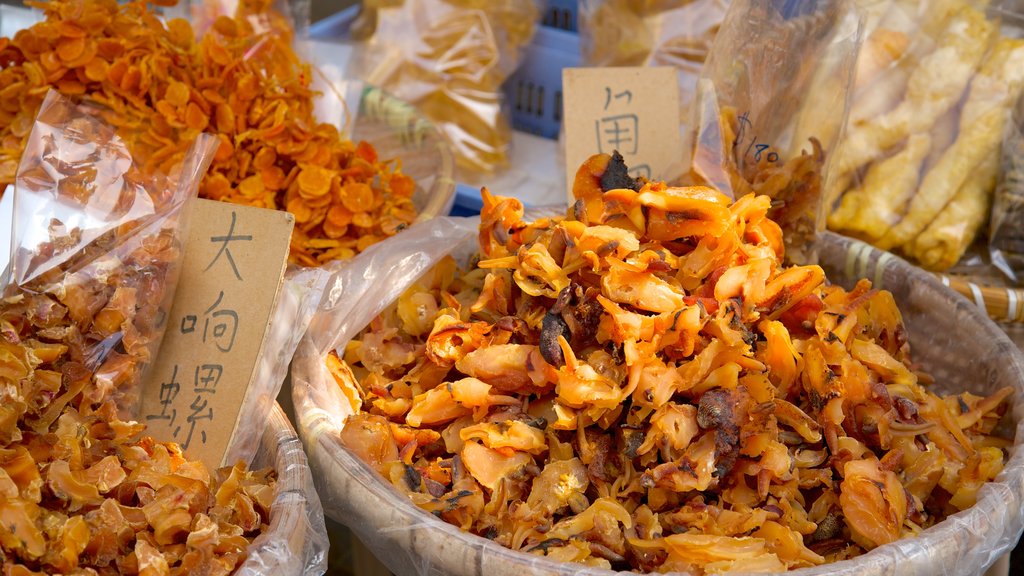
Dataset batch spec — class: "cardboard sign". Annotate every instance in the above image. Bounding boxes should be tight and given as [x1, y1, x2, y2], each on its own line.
[140, 199, 294, 468]
[562, 67, 683, 202]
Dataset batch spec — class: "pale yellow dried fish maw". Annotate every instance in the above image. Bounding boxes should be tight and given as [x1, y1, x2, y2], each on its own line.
[879, 38, 1024, 251]
[854, 28, 910, 91]
[828, 133, 931, 241]
[908, 152, 998, 270]
[837, 6, 993, 176]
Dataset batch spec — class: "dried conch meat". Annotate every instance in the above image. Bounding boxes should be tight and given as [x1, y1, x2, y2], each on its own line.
[0, 187, 275, 572]
[0, 0, 418, 265]
[334, 153, 1013, 573]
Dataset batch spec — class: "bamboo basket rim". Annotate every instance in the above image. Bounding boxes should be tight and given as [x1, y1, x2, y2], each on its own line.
[835, 235, 1024, 324]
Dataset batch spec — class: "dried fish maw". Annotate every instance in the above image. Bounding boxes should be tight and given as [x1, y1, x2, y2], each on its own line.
[879, 38, 1024, 253]
[828, 133, 931, 241]
[836, 6, 994, 177]
[907, 146, 998, 270]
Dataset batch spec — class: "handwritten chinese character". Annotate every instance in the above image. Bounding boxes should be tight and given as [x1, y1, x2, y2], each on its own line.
[204, 211, 253, 281]
[146, 365, 181, 436]
[604, 87, 633, 109]
[194, 364, 223, 393]
[180, 315, 197, 334]
[183, 393, 214, 450]
[595, 114, 639, 155]
[203, 291, 238, 353]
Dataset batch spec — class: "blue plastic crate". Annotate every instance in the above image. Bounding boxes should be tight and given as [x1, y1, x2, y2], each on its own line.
[505, 25, 580, 140]
[542, 0, 579, 32]
[308, 4, 360, 39]
[452, 184, 485, 216]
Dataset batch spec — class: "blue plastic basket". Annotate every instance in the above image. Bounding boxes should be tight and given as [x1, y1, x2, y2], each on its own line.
[504, 25, 581, 140]
[542, 0, 579, 32]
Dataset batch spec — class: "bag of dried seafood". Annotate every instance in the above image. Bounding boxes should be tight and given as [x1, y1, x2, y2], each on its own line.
[989, 93, 1024, 282]
[827, 0, 1024, 273]
[0, 91, 328, 575]
[579, 0, 729, 118]
[292, 152, 1024, 576]
[348, 0, 543, 179]
[683, 0, 862, 265]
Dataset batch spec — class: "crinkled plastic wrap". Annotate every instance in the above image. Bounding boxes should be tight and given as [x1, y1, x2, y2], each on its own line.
[224, 264, 330, 467]
[685, 0, 861, 264]
[579, 0, 729, 117]
[990, 92, 1024, 282]
[8, 90, 216, 419]
[828, 0, 1024, 273]
[292, 215, 1024, 576]
[349, 0, 542, 179]
[182, 0, 311, 39]
[236, 402, 329, 576]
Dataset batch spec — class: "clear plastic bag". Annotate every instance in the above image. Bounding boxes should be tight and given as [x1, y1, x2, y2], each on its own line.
[579, 0, 729, 117]
[683, 0, 862, 264]
[237, 403, 329, 576]
[291, 214, 1024, 576]
[828, 0, 1024, 273]
[8, 90, 217, 419]
[224, 264, 330, 466]
[349, 0, 543, 179]
[990, 92, 1024, 282]
[2, 90, 329, 575]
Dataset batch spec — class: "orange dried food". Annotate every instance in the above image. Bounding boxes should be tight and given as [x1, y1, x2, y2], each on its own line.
[0, 0, 420, 265]
[335, 154, 1014, 573]
[0, 228, 277, 574]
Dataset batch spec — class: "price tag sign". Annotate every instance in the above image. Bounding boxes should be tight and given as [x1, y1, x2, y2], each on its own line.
[562, 67, 683, 202]
[141, 199, 293, 468]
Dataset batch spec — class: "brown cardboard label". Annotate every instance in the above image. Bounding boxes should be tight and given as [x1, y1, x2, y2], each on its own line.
[562, 67, 683, 202]
[140, 198, 294, 468]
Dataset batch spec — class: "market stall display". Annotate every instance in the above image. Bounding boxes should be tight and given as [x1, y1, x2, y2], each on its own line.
[292, 155, 1024, 576]
[0, 0, 430, 265]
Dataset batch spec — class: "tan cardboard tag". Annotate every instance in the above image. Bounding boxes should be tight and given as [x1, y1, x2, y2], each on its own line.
[562, 67, 683, 202]
[140, 198, 294, 468]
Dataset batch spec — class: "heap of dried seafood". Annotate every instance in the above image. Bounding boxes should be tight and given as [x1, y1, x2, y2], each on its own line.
[0, 0, 418, 265]
[333, 153, 1013, 573]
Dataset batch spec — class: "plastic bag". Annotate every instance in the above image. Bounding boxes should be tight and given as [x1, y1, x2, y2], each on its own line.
[683, 0, 862, 264]
[237, 403, 329, 576]
[8, 90, 217, 419]
[1, 90, 329, 575]
[579, 0, 729, 117]
[180, 0, 311, 40]
[291, 212, 1024, 576]
[224, 264, 330, 466]
[827, 0, 1024, 273]
[349, 0, 543, 179]
[989, 92, 1024, 282]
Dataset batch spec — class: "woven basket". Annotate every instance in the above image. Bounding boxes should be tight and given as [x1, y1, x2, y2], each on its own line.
[292, 228, 1024, 576]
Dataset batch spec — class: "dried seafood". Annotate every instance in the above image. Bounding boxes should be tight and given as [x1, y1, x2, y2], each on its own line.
[0, 0, 418, 265]
[0, 99, 275, 574]
[334, 153, 1012, 573]
[0, 226, 277, 575]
